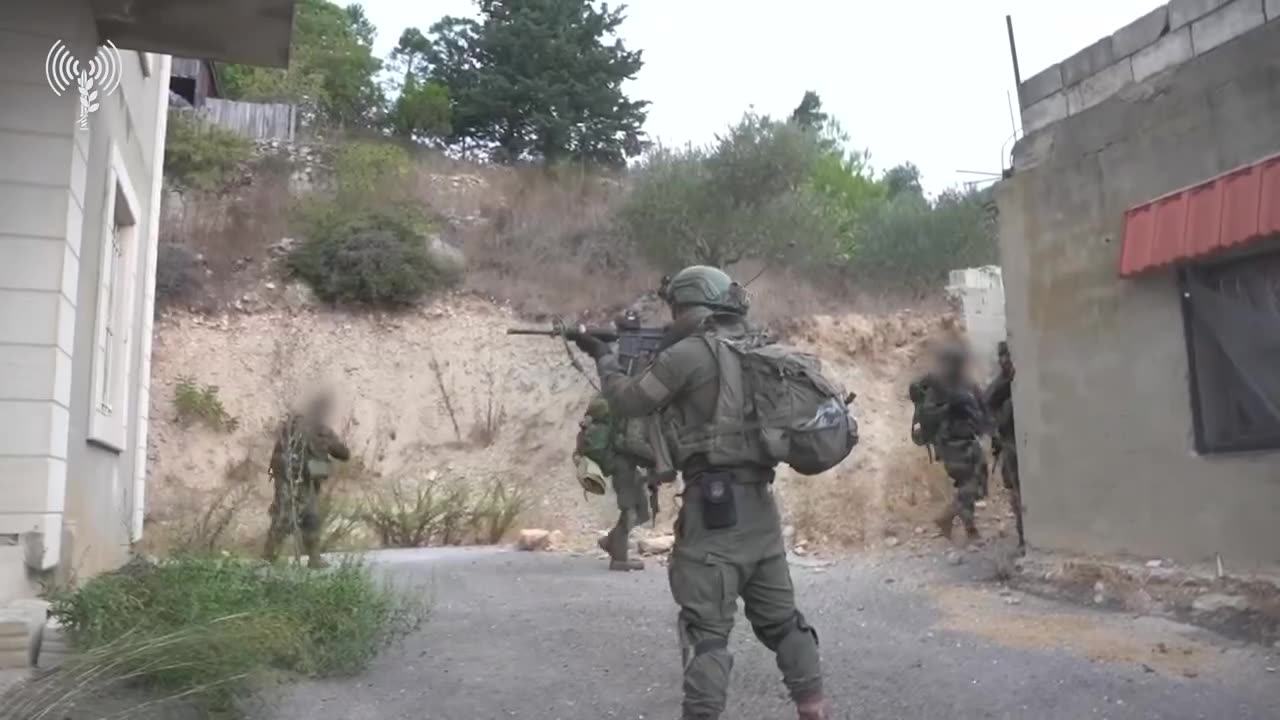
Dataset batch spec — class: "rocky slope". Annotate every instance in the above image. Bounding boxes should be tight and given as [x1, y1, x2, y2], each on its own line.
[144, 294, 965, 554]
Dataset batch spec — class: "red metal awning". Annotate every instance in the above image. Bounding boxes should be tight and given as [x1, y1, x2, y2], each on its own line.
[1120, 153, 1280, 276]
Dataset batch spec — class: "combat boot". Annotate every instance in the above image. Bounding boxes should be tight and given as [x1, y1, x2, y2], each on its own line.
[795, 694, 831, 720]
[609, 558, 644, 571]
[302, 531, 329, 570]
[933, 511, 955, 539]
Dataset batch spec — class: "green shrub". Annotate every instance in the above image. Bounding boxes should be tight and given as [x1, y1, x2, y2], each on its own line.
[618, 114, 842, 270]
[174, 376, 238, 432]
[36, 557, 426, 714]
[843, 188, 997, 290]
[333, 140, 412, 205]
[164, 111, 253, 192]
[287, 206, 458, 306]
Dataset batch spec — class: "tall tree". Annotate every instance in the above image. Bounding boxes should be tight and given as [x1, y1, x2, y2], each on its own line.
[883, 162, 924, 200]
[221, 0, 384, 128]
[403, 0, 649, 165]
[790, 91, 828, 132]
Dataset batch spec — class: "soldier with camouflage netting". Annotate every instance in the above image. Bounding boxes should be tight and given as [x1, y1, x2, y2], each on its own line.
[575, 394, 650, 571]
[264, 391, 350, 568]
[909, 342, 991, 543]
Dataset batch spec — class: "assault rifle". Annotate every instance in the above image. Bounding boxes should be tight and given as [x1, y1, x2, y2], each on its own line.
[506, 314, 667, 375]
[507, 313, 672, 524]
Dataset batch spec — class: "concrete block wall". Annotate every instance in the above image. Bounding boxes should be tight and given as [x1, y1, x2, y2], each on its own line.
[1018, 0, 1278, 134]
[998, 18, 1280, 567]
[946, 266, 1007, 377]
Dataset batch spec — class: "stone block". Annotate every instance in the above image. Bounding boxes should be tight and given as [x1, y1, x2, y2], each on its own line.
[1171, 0, 1234, 28]
[1191, 0, 1266, 54]
[1066, 59, 1135, 115]
[1062, 37, 1116, 86]
[1020, 64, 1063, 107]
[1112, 5, 1171, 57]
[1021, 92, 1067, 134]
[1268, 0, 1280, 20]
[1133, 27, 1195, 82]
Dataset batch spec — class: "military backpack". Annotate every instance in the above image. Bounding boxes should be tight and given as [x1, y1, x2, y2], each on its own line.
[708, 336, 859, 476]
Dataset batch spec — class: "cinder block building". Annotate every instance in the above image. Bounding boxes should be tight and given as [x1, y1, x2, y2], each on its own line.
[998, 0, 1280, 569]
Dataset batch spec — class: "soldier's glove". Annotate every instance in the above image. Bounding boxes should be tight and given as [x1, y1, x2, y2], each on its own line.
[573, 333, 610, 360]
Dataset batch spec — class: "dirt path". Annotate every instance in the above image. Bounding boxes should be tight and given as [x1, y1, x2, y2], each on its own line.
[254, 546, 1279, 719]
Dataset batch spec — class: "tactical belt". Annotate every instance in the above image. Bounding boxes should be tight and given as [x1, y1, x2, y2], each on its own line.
[683, 458, 775, 485]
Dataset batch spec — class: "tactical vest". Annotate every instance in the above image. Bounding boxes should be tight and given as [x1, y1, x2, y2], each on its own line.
[665, 331, 772, 472]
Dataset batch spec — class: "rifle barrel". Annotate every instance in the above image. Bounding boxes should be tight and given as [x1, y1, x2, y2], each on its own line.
[506, 328, 558, 336]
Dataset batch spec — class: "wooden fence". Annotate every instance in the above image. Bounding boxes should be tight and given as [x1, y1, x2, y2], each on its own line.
[195, 98, 297, 142]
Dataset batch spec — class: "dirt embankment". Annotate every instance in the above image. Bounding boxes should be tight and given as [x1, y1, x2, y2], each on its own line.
[145, 296, 962, 554]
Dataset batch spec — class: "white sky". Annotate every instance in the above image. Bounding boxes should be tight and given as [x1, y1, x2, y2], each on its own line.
[354, 0, 1163, 195]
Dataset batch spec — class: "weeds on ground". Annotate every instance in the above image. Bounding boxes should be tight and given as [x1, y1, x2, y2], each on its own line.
[359, 477, 528, 548]
[174, 376, 238, 432]
[17, 557, 427, 717]
[469, 364, 507, 448]
[469, 480, 530, 544]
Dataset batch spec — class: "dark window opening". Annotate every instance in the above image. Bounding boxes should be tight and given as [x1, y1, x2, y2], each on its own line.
[170, 76, 197, 106]
[1180, 249, 1280, 454]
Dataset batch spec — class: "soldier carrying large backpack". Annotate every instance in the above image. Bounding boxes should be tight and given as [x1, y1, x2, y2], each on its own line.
[570, 265, 857, 720]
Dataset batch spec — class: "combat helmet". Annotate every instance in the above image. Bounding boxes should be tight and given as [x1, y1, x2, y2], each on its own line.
[661, 265, 749, 315]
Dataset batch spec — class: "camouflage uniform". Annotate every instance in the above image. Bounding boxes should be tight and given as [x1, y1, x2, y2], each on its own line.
[985, 341, 1023, 549]
[911, 347, 989, 541]
[577, 396, 650, 571]
[264, 402, 350, 568]
[581, 266, 827, 720]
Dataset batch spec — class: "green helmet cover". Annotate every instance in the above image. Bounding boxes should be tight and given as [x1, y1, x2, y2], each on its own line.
[663, 265, 748, 315]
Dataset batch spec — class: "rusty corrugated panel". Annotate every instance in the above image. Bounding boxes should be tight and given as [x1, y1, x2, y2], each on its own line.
[1151, 193, 1188, 269]
[1220, 165, 1260, 250]
[1260, 156, 1280, 237]
[1119, 152, 1280, 276]
[1120, 204, 1156, 276]
[1184, 182, 1221, 259]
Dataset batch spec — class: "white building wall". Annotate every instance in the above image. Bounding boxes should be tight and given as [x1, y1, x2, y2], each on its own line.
[947, 265, 1007, 376]
[0, 0, 168, 601]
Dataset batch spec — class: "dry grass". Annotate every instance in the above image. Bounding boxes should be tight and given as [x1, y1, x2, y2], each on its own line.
[158, 157, 293, 312]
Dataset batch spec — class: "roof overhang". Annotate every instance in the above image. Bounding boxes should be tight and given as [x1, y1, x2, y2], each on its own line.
[1120, 154, 1280, 277]
[92, 0, 296, 68]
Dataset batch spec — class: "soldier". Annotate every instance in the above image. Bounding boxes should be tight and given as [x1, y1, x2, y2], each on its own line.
[264, 391, 351, 568]
[985, 340, 1024, 551]
[572, 266, 828, 720]
[910, 342, 990, 543]
[576, 395, 650, 571]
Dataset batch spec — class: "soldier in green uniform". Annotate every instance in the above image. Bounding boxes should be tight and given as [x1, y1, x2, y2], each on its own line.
[576, 395, 650, 571]
[910, 343, 990, 543]
[264, 392, 351, 568]
[572, 266, 829, 720]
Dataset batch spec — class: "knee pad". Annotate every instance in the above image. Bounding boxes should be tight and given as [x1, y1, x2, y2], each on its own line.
[753, 611, 819, 652]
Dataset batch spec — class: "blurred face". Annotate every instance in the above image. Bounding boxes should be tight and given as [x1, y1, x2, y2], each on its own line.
[306, 395, 332, 420]
[999, 351, 1014, 376]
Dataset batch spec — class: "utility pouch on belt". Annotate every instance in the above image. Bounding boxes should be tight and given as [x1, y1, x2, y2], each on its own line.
[306, 459, 332, 480]
[698, 471, 737, 530]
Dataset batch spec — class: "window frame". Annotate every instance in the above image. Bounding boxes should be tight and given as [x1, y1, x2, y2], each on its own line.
[1177, 255, 1280, 456]
[88, 143, 141, 452]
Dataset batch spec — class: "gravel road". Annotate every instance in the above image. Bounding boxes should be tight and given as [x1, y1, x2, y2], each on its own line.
[258, 545, 1279, 720]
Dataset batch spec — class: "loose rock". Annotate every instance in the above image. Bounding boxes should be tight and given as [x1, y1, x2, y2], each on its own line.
[516, 529, 552, 551]
[638, 535, 675, 555]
